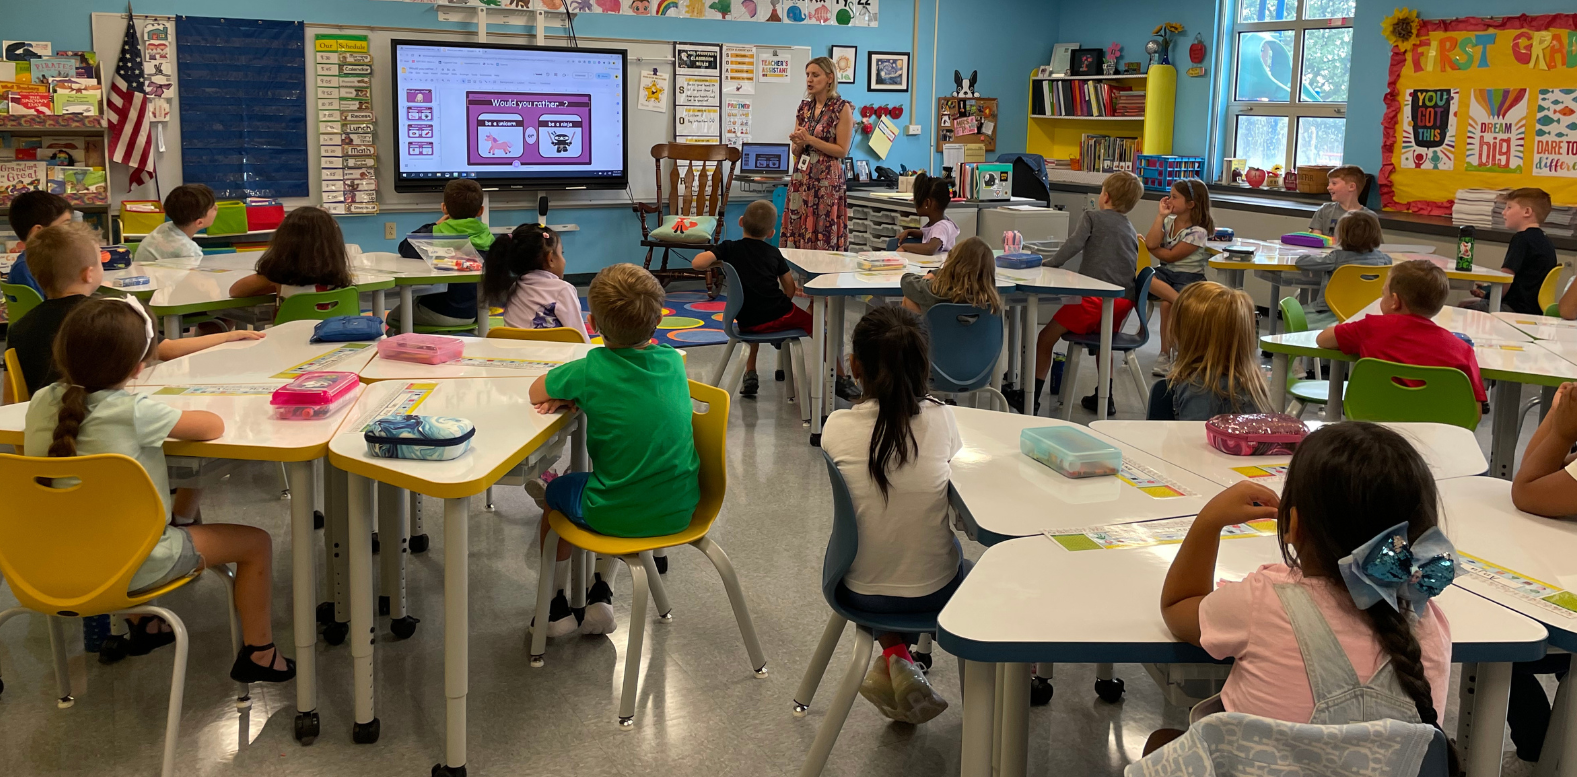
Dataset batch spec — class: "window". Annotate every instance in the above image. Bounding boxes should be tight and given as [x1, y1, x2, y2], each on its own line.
[1224, 0, 1351, 173]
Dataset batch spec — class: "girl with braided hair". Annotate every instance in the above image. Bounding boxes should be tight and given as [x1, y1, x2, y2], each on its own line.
[1150, 423, 1457, 769]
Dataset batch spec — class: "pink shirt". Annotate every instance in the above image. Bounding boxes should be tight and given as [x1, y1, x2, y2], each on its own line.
[921, 218, 960, 252]
[501, 270, 588, 341]
[1199, 563, 1452, 723]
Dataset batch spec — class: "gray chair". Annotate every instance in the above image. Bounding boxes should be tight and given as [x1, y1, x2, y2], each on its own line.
[924, 303, 1009, 411]
[707, 261, 810, 421]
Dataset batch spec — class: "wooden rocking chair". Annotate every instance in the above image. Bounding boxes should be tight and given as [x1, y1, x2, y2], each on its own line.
[634, 144, 741, 297]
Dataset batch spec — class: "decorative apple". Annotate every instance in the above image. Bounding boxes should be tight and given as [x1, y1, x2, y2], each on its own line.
[890, 105, 903, 120]
[875, 105, 889, 119]
[860, 105, 874, 119]
[1190, 34, 1206, 64]
[862, 121, 874, 134]
[1245, 167, 1266, 188]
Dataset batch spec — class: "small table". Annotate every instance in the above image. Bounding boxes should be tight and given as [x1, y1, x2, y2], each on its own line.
[1496, 312, 1577, 343]
[1346, 301, 1535, 343]
[1090, 420, 1487, 488]
[351, 251, 486, 335]
[995, 266, 1125, 421]
[938, 533, 1548, 777]
[358, 339, 596, 382]
[781, 249, 861, 278]
[131, 320, 380, 386]
[949, 407, 1224, 544]
[326, 378, 578, 770]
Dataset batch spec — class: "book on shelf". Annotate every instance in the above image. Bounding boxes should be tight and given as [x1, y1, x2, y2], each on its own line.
[1079, 134, 1139, 173]
[1033, 79, 1145, 118]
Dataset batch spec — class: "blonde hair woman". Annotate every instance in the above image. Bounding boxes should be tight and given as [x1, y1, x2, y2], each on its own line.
[1148, 281, 1273, 420]
[901, 237, 1002, 315]
[783, 56, 854, 251]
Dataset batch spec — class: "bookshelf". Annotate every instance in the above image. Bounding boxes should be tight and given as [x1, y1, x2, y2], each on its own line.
[1025, 68, 1176, 174]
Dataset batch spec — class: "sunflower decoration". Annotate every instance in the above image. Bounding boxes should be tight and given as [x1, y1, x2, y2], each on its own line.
[1382, 8, 1422, 49]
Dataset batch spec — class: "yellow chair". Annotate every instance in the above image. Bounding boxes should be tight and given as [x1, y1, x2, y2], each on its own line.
[528, 380, 765, 727]
[1538, 266, 1564, 313]
[4, 348, 27, 404]
[1325, 264, 1391, 322]
[0, 453, 245, 777]
[486, 326, 588, 344]
[1136, 236, 1152, 275]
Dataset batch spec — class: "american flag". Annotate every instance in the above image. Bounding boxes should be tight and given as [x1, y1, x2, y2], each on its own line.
[108, 9, 155, 188]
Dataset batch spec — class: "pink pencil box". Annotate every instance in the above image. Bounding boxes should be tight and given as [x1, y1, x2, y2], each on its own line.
[1205, 413, 1309, 456]
[270, 371, 359, 420]
[377, 333, 465, 364]
[1281, 232, 1333, 248]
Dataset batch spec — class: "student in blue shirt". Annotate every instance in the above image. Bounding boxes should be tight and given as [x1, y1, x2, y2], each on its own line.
[5, 190, 73, 296]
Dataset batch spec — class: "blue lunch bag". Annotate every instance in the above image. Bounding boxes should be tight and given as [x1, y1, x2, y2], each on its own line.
[364, 415, 475, 461]
[312, 315, 385, 342]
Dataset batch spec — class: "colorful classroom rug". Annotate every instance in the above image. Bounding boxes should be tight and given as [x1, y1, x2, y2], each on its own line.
[571, 290, 730, 347]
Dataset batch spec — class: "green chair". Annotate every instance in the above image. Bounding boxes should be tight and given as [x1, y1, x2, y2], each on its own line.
[274, 287, 360, 324]
[1278, 297, 1340, 418]
[1344, 357, 1480, 431]
[414, 322, 478, 335]
[1547, 302, 1562, 317]
[2, 282, 43, 324]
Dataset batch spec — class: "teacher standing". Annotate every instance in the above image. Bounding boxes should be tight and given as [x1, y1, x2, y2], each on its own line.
[784, 57, 854, 251]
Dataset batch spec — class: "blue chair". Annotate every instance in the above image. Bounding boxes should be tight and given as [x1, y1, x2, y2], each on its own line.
[925, 303, 1009, 411]
[1055, 266, 1156, 419]
[794, 452, 960, 777]
[707, 261, 810, 421]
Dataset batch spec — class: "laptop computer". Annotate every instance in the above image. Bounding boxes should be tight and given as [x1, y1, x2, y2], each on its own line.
[740, 142, 792, 176]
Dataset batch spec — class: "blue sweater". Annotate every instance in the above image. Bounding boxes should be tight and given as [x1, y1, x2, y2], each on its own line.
[6, 250, 43, 297]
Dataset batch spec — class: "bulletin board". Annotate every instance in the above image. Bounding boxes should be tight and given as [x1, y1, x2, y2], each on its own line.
[1381, 13, 1577, 215]
[935, 96, 997, 152]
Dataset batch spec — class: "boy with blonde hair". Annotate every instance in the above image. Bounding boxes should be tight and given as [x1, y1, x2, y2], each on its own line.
[527, 263, 699, 636]
[692, 199, 807, 396]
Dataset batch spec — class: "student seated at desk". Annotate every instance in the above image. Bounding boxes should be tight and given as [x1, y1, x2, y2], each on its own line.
[526, 264, 698, 638]
[823, 305, 959, 724]
[228, 207, 354, 306]
[692, 200, 810, 397]
[1506, 382, 1577, 768]
[1291, 211, 1390, 326]
[1471, 187, 1556, 316]
[893, 173, 958, 256]
[1146, 282, 1271, 421]
[1149, 423, 1456, 772]
[392, 178, 492, 329]
[23, 297, 294, 683]
[1146, 179, 1215, 377]
[899, 236, 1001, 316]
[134, 184, 215, 265]
[1314, 259, 1485, 422]
[482, 223, 586, 338]
[1307, 165, 1375, 237]
[4, 189, 73, 297]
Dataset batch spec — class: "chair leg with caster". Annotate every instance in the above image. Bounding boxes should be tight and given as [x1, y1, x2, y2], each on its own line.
[617, 555, 652, 728]
[794, 613, 848, 716]
[693, 535, 767, 677]
[1094, 662, 1125, 702]
[798, 625, 875, 777]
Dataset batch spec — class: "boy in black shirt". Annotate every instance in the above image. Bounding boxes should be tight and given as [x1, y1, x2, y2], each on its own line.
[692, 200, 809, 397]
[1466, 187, 1556, 315]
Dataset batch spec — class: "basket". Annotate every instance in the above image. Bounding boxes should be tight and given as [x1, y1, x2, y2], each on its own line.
[207, 200, 249, 236]
[1136, 155, 1206, 192]
[1296, 165, 1333, 194]
[120, 200, 165, 235]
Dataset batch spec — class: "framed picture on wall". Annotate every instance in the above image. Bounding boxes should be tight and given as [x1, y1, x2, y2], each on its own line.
[1072, 48, 1104, 77]
[855, 159, 872, 182]
[867, 51, 910, 92]
[831, 46, 857, 84]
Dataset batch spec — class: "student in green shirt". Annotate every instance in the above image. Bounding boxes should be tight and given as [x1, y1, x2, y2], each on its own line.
[527, 263, 699, 638]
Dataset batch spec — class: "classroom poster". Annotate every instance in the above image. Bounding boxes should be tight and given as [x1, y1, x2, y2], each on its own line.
[676, 105, 721, 137]
[674, 76, 719, 106]
[638, 70, 669, 113]
[722, 43, 755, 94]
[370, 0, 878, 25]
[674, 43, 721, 77]
[724, 96, 751, 147]
[142, 19, 174, 122]
[1534, 89, 1577, 178]
[316, 34, 377, 214]
[758, 51, 791, 83]
[1465, 88, 1527, 174]
[1381, 12, 1577, 213]
[1400, 88, 1458, 171]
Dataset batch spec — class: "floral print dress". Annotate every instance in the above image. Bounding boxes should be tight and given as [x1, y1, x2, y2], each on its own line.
[783, 96, 850, 251]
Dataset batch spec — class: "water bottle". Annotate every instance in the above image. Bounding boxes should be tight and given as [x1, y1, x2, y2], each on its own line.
[1456, 226, 1475, 272]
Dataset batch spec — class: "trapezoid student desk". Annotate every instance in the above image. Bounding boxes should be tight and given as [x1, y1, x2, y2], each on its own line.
[351, 251, 487, 336]
[327, 377, 582, 773]
[994, 266, 1126, 421]
[1497, 312, 1577, 343]
[101, 261, 397, 338]
[938, 532, 1549, 777]
[0, 380, 355, 746]
[357, 339, 597, 382]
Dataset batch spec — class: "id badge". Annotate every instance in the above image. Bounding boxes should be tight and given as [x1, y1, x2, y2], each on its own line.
[797, 152, 813, 172]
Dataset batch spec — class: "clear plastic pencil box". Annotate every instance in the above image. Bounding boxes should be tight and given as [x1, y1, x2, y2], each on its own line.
[270, 371, 359, 420]
[1019, 426, 1122, 478]
[377, 333, 464, 364]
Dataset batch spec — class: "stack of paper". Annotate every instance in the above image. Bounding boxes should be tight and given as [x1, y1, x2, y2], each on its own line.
[1544, 205, 1576, 239]
[1451, 189, 1510, 229]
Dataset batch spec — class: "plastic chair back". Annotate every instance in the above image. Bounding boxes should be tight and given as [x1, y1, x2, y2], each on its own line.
[274, 287, 360, 323]
[0, 453, 184, 616]
[1345, 358, 1480, 430]
[2, 281, 44, 324]
[1548, 302, 1563, 317]
[1137, 236, 1152, 273]
[885, 237, 900, 251]
[686, 379, 729, 534]
[1279, 296, 1309, 334]
[1539, 266, 1564, 312]
[717, 261, 750, 337]
[5, 347, 29, 403]
[818, 450, 862, 612]
[486, 326, 588, 344]
[926, 303, 1003, 392]
[1325, 264, 1390, 322]
[1130, 265, 1155, 344]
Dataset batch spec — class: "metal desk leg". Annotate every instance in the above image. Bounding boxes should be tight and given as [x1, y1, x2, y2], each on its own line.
[399, 287, 415, 335]
[1007, 304, 1021, 388]
[962, 660, 997, 777]
[321, 465, 349, 644]
[999, 662, 1031, 777]
[810, 296, 826, 446]
[409, 491, 427, 554]
[1097, 298, 1114, 421]
[1539, 671, 1571, 777]
[1022, 295, 1039, 416]
[346, 474, 380, 743]
[287, 460, 321, 744]
[1325, 360, 1347, 421]
[1491, 381, 1524, 480]
[1268, 281, 1283, 336]
[829, 297, 847, 414]
[163, 314, 182, 341]
[1465, 662, 1513, 777]
[435, 496, 471, 777]
[1271, 353, 1290, 413]
[377, 482, 414, 638]
[1491, 283, 1504, 313]
[372, 290, 385, 321]
[475, 284, 490, 337]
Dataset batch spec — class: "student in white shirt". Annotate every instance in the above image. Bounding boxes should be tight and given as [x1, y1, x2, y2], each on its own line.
[134, 183, 215, 265]
[894, 172, 959, 256]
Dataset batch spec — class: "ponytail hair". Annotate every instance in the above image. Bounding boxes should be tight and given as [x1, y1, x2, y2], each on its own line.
[850, 305, 938, 499]
[912, 172, 952, 215]
[482, 223, 558, 308]
[47, 298, 153, 458]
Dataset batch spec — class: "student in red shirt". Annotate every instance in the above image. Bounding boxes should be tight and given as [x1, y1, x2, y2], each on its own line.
[1315, 258, 1484, 422]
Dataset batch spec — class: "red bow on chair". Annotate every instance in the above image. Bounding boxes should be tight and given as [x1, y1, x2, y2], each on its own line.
[673, 217, 699, 233]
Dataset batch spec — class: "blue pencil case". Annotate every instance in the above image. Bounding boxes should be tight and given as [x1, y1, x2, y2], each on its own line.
[364, 415, 475, 461]
[312, 315, 385, 342]
[996, 252, 1042, 270]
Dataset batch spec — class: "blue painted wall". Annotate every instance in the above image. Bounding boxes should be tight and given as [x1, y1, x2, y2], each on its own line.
[22, 0, 1056, 272]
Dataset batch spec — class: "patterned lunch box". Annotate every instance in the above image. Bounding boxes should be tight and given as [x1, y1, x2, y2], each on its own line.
[1205, 413, 1309, 456]
[364, 415, 475, 461]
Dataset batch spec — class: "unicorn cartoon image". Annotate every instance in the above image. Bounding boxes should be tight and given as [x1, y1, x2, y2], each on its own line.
[595, 0, 622, 11]
[484, 134, 513, 156]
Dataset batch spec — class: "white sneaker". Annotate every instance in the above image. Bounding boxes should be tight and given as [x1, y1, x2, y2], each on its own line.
[578, 578, 617, 635]
[524, 479, 549, 512]
[1151, 351, 1174, 377]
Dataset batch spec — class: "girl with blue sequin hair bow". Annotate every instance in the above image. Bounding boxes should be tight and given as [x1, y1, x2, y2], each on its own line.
[1155, 422, 1460, 771]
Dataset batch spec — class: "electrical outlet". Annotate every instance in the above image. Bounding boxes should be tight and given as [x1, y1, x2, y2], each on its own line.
[384, 222, 397, 240]
[905, 124, 922, 136]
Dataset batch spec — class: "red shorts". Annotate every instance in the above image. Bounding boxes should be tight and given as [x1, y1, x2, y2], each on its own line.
[741, 303, 813, 334]
[1051, 296, 1135, 335]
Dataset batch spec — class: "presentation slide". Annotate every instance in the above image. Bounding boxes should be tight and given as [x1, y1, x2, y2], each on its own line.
[392, 41, 627, 191]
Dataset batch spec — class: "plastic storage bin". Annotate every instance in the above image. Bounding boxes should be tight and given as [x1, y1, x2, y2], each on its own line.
[270, 371, 360, 420]
[207, 200, 249, 236]
[377, 333, 465, 364]
[1019, 426, 1123, 478]
[120, 200, 165, 235]
[1136, 155, 1206, 192]
[246, 201, 285, 231]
